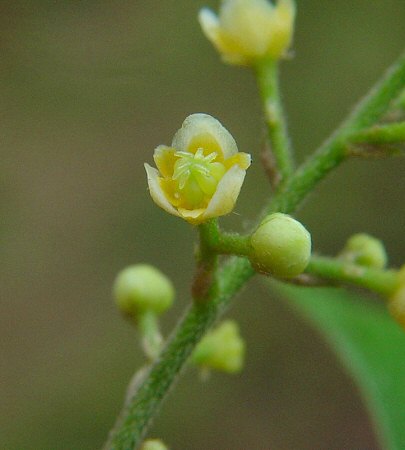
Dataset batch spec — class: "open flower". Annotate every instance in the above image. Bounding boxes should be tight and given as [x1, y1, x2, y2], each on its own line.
[199, 0, 296, 66]
[145, 114, 251, 224]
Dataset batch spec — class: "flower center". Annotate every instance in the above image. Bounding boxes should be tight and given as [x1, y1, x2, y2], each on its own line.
[172, 148, 226, 209]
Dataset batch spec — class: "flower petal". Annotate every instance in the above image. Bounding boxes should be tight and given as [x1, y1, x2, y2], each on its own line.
[220, 0, 275, 57]
[177, 207, 206, 224]
[199, 8, 248, 65]
[267, 0, 296, 58]
[198, 8, 221, 47]
[144, 163, 180, 217]
[172, 113, 239, 160]
[202, 164, 246, 220]
[224, 152, 251, 170]
[153, 145, 178, 178]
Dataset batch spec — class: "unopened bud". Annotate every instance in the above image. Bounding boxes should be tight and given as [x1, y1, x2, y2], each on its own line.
[192, 320, 245, 374]
[340, 233, 387, 269]
[249, 213, 311, 278]
[114, 264, 174, 319]
[140, 439, 169, 450]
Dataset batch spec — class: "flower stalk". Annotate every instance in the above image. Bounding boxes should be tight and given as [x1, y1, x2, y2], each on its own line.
[255, 57, 294, 184]
[305, 256, 399, 297]
[267, 50, 405, 215]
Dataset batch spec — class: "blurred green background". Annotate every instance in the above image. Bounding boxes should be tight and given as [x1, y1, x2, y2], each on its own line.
[1, 1, 405, 449]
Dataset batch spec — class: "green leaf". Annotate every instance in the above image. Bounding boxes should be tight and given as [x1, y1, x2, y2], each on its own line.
[278, 285, 405, 450]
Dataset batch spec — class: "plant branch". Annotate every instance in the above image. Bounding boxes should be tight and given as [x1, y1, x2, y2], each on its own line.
[198, 221, 252, 257]
[305, 256, 399, 297]
[267, 50, 405, 214]
[192, 220, 219, 301]
[350, 122, 405, 145]
[255, 58, 294, 185]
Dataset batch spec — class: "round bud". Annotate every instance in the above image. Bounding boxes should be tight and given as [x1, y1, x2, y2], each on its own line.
[114, 264, 174, 319]
[192, 320, 245, 374]
[249, 213, 311, 278]
[340, 233, 387, 269]
[140, 439, 168, 450]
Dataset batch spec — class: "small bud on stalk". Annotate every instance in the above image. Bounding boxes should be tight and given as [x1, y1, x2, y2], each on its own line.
[140, 439, 169, 450]
[114, 264, 174, 320]
[249, 213, 311, 278]
[192, 320, 245, 374]
[340, 233, 387, 270]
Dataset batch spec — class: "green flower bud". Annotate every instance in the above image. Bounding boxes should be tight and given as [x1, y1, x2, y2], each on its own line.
[249, 213, 311, 278]
[340, 233, 387, 269]
[114, 264, 174, 319]
[388, 265, 405, 331]
[140, 439, 169, 450]
[192, 320, 245, 374]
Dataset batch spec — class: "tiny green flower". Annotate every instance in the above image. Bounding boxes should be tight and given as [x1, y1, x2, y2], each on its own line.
[199, 0, 296, 66]
[249, 212, 311, 278]
[140, 439, 169, 450]
[192, 320, 245, 374]
[145, 114, 251, 224]
[114, 264, 174, 320]
[340, 233, 387, 270]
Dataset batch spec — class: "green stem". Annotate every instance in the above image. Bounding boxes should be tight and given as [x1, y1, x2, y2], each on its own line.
[108, 257, 254, 449]
[306, 256, 399, 297]
[192, 220, 220, 302]
[255, 58, 294, 184]
[198, 220, 252, 257]
[350, 122, 405, 145]
[138, 312, 163, 361]
[267, 50, 405, 214]
[213, 233, 252, 257]
[198, 219, 219, 263]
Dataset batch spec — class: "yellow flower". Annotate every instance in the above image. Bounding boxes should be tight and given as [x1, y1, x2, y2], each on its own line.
[145, 114, 251, 224]
[199, 0, 296, 66]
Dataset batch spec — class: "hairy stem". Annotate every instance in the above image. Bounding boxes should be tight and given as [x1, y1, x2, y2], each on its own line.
[306, 256, 399, 297]
[350, 122, 405, 145]
[192, 220, 219, 301]
[267, 50, 405, 214]
[198, 220, 252, 257]
[138, 312, 163, 361]
[255, 58, 294, 184]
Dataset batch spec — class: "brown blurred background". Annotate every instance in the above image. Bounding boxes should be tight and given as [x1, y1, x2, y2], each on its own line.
[1, 1, 405, 449]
